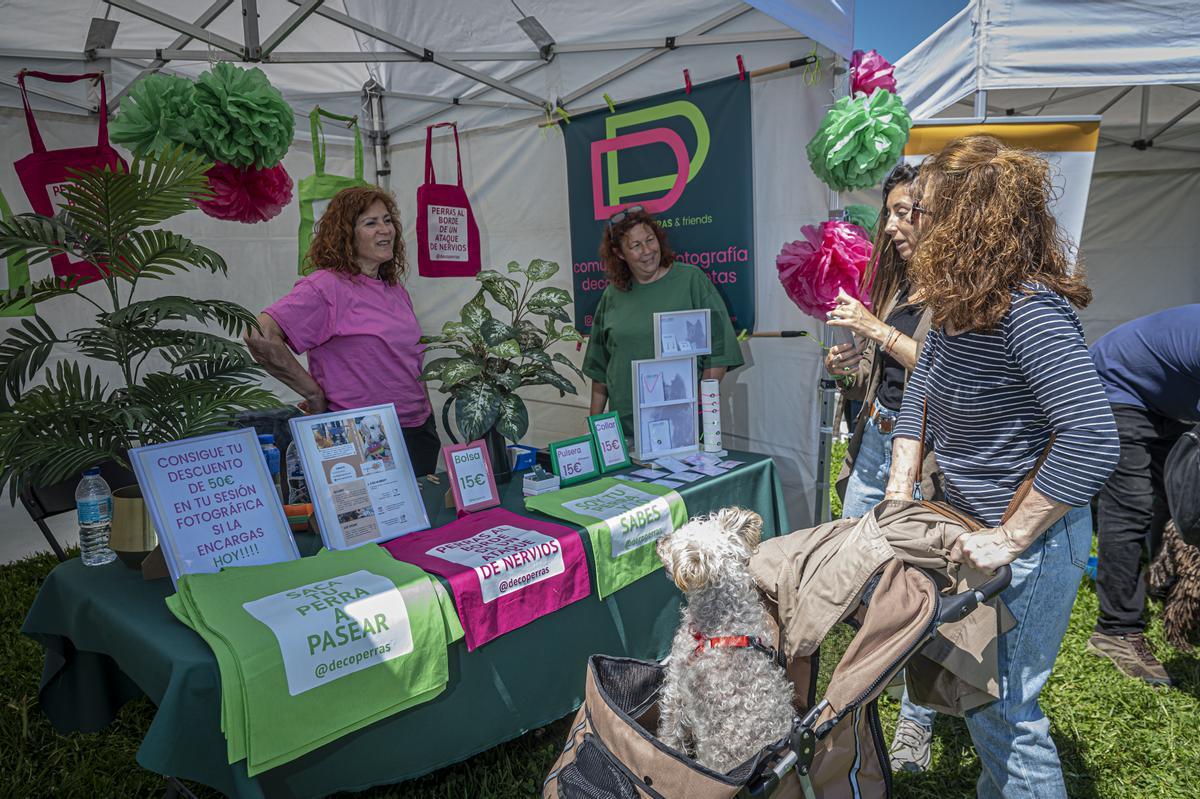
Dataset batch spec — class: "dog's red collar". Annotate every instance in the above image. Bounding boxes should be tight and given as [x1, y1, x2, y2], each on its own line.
[691, 632, 785, 669]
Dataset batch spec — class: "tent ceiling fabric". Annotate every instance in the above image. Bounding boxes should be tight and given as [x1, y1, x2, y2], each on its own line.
[0, 0, 852, 141]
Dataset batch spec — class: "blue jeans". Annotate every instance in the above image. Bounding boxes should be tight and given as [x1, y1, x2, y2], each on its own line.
[964, 505, 1091, 799]
[841, 401, 899, 520]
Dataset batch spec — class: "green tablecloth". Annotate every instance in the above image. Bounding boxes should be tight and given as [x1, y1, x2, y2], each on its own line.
[22, 452, 787, 799]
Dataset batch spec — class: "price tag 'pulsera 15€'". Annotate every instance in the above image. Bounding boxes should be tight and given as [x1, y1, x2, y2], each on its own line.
[549, 435, 600, 487]
[443, 440, 500, 514]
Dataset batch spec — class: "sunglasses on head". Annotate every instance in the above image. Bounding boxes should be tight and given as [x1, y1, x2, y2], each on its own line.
[607, 205, 645, 230]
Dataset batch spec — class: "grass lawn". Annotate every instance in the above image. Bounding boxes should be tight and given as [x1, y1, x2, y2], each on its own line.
[3, 443, 1198, 797]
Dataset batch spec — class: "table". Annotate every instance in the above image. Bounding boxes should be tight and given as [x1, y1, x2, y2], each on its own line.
[22, 452, 787, 799]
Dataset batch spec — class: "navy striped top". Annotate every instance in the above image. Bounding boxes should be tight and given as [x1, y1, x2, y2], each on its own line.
[894, 284, 1119, 526]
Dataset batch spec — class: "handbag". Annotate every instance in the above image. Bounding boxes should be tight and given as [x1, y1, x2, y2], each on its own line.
[13, 70, 126, 284]
[415, 122, 481, 278]
[295, 107, 371, 273]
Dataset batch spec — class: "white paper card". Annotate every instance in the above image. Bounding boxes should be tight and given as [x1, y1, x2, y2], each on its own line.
[632, 468, 669, 479]
[449, 445, 494, 507]
[651, 478, 685, 489]
[591, 415, 627, 469]
[426, 204, 469, 262]
[243, 570, 413, 696]
[562, 483, 677, 558]
[652, 457, 690, 473]
[668, 471, 704, 483]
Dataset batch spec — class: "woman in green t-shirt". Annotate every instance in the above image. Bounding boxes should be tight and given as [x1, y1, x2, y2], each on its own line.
[582, 207, 744, 437]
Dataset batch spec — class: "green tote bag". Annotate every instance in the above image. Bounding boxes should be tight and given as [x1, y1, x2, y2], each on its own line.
[296, 107, 371, 273]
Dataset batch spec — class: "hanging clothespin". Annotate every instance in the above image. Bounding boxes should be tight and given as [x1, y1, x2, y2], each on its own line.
[802, 45, 822, 86]
[683, 69, 692, 94]
[737, 54, 746, 81]
[555, 105, 571, 124]
[603, 93, 616, 113]
[346, 114, 358, 129]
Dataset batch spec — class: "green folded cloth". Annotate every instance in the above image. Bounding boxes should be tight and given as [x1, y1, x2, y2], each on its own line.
[167, 544, 463, 776]
[525, 478, 686, 599]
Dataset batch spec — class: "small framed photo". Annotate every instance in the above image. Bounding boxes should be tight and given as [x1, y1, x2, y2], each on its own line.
[549, 435, 601, 487]
[588, 411, 631, 472]
[443, 439, 500, 514]
[654, 309, 712, 358]
[631, 356, 700, 461]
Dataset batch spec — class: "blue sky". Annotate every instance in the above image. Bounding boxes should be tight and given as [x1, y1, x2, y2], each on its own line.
[853, 0, 965, 63]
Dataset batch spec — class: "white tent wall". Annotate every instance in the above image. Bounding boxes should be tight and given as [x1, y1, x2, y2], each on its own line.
[0, 63, 834, 562]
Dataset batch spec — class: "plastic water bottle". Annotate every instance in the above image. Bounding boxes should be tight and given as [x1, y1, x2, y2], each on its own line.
[259, 434, 282, 501]
[76, 468, 116, 566]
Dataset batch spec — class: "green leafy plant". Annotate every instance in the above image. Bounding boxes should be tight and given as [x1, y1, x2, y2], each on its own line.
[419, 259, 583, 443]
[0, 147, 280, 500]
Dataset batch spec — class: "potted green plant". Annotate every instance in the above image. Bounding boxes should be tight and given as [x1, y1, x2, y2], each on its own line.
[419, 259, 583, 482]
[0, 147, 280, 505]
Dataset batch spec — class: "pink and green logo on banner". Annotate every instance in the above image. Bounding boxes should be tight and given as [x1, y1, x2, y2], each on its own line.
[524, 478, 687, 599]
[382, 507, 591, 650]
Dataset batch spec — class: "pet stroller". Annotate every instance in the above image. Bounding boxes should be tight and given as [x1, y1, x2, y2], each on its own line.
[543, 564, 1011, 799]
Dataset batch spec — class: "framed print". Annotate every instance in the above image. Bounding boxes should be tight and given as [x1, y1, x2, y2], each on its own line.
[289, 404, 430, 549]
[549, 435, 601, 487]
[631, 356, 700, 460]
[443, 439, 500, 514]
[653, 308, 712, 358]
[587, 411, 631, 472]
[129, 428, 300, 587]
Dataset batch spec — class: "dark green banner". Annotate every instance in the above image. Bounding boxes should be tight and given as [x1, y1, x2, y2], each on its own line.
[564, 75, 755, 332]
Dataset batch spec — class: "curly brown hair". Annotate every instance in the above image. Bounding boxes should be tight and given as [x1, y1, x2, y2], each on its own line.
[911, 134, 1090, 332]
[304, 186, 407, 285]
[599, 208, 676, 292]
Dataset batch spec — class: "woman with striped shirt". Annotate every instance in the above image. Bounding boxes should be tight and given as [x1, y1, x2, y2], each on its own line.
[885, 135, 1119, 798]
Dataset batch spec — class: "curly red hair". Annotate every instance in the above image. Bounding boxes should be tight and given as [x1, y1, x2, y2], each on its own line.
[599, 209, 676, 292]
[304, 186, 407, 285]
[911, 135, 1090, 332]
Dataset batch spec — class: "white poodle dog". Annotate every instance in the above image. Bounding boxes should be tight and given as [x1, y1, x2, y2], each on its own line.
[655, 507, 795, 773]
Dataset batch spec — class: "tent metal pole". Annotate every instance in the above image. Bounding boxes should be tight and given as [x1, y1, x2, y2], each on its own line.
[561, 5, 751, 105]
[0, 49, 88, 60]
[284, 0, 548, 109]
[974, 89, 988, 117]
[0, 76, 96, 111]
[363, 79, 390, 191]
[1094, 86, 1133, 116]
[241, 0, 260, 61]
[104, 0, 233, 113]
[384, 61, 548, 136]
[261, 0, 323, 58]
[1004, 86, 1109, 115]
[552, 29, 807, 54]
[103, 0, 244, 56]
[1138, 86, 1150, 140]
[1146, 96, 1200, 142]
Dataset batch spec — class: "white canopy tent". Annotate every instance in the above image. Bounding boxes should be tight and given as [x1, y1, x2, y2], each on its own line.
[0, 1, 854, 561]
[895, 0, 1200, 340]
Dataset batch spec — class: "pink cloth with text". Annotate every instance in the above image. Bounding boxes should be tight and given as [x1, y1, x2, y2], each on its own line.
[383, 507, 591, 650]
[264, 269, 431, 426]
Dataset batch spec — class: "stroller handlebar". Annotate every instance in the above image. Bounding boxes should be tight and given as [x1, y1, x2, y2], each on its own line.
[935, 564, 1012, 624]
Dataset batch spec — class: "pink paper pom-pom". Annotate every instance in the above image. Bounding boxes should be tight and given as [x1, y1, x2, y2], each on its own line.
[196, 161, 293, 223]
[776, 220, 874, 319]
[850, 49, 897, 97]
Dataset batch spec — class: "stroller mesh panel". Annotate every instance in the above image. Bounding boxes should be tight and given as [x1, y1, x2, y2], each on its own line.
[557, 738, 641, 799]
[594, 658, 664, 716]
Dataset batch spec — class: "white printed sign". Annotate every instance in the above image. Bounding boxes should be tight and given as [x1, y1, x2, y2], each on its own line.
[426, 524, 565, 602]
[591, 415, 627, 470]
[427, 204, 469, 262]
[563, 484, 676, 558]
[556, 441, 596, 482]
[243, 570, 413, 696]
[450, 445, 494, 508]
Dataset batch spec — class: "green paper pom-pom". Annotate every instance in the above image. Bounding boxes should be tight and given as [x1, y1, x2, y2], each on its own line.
[807, 90, 912, 192]
[844, 204, 879, 238]
[110, 73, 203, 158]
[192, 63, 295, 170]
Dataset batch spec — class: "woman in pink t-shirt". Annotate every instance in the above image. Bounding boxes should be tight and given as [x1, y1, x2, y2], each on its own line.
[246, 187, 439, 475]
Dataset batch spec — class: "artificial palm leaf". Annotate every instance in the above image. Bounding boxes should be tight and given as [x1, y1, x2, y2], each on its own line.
[0, 317, 61, 403]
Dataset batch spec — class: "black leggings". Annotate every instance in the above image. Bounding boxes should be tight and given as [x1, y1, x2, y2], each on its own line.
[402, 413, 442, 477]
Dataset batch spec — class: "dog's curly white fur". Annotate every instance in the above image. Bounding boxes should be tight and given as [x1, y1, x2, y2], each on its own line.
[655, 507, 795, 773]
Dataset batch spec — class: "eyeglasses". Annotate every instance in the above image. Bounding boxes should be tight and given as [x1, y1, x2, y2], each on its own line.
[911, 203, 933, 224]
[607, 205, 645, 229]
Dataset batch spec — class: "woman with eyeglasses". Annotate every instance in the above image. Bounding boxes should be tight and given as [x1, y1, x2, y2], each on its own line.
[821, 163, 943, 772]
[886, 135, 1118, 797]
[582, 207, 744, 437]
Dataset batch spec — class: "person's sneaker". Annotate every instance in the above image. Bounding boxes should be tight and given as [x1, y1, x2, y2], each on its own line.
[1086, 631, 1173, 687]
[888, 718, 932, 774]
